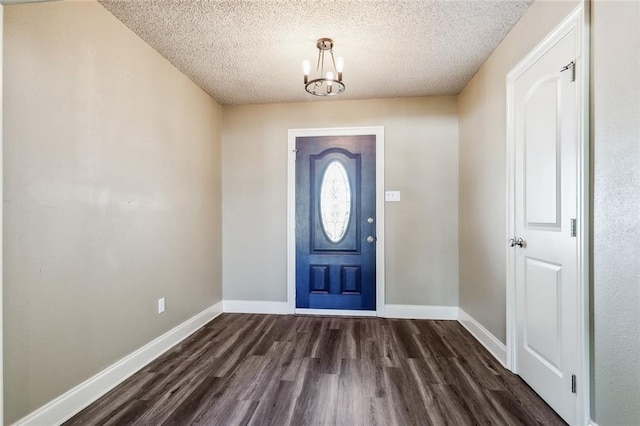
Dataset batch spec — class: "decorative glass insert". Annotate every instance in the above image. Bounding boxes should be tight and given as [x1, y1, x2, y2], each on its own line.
[320, 160, 351, 243]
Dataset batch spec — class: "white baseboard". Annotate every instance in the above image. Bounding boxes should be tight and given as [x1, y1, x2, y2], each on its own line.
[295, 308, 377, 317]
[223, 299, 290, 315]
[587, 421, 599, 426]
[457, 308, 507, 367]
[13, 301, 223, 426]
[222, 301, 458, 320]
[383, 304, 458, 320]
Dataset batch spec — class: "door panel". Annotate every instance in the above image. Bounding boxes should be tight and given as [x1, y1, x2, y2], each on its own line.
[524, 258, 562, 373]
[524, 78, 562, 227]
[296, 135, 376, 310]
[513, 29, 578, 423]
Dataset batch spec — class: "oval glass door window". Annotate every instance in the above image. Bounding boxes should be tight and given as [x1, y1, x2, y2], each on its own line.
[320, 160, 352, 243]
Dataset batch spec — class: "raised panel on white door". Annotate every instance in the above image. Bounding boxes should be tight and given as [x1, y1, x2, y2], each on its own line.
[524, 257, 563, 375]
[524, 78, 562, 229]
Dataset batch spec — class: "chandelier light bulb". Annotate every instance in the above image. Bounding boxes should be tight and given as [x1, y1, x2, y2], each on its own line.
[336, 57, 344, 82]
[302, 59, 311, 84]
[326, 71, 334, 82]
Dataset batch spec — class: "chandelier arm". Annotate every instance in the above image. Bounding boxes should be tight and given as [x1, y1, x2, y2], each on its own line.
[329, 50, 342, 82]
[316, 49, 322, 78]
[330, 50, 337, 73]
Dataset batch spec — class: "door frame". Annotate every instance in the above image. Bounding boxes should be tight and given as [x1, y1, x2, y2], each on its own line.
[505, 3, 589, 424]
[287, 127, 385, 316]
[0, 5, 4, 422]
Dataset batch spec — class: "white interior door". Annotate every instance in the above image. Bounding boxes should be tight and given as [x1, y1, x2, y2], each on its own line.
[512, 29, 579, 424]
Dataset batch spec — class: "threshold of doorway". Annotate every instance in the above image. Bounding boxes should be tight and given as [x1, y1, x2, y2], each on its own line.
[295, 308, 377, 317]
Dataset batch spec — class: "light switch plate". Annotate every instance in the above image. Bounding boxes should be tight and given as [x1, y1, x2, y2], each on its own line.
[158, 297, 165, 314]
[385, 191, 401, 202]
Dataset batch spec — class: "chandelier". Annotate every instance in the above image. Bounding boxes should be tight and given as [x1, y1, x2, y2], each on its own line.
[302, 38, 345, 96]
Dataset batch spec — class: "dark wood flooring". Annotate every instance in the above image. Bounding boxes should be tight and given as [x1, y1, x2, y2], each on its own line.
[65, 314, 565, 425]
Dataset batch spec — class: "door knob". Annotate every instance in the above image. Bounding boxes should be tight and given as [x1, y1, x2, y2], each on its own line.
[367, 236, 376, 243]
[509, 237, 526, 248]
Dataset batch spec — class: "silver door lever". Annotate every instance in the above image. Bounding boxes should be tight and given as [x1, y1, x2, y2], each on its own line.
[509, 237, 526, 248]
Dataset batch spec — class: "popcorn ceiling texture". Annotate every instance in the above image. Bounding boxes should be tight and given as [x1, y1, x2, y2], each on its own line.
[99, 0, 533, 105]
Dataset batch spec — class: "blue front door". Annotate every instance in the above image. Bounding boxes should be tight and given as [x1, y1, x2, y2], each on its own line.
[295, 134, 376, 310]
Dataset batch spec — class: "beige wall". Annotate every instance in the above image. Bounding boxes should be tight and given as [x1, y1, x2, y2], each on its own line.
[457, 0, 579, 342]
[592, 1, 640, 423]
[3, 2, 222, 423]
[222, 97, 459, 306]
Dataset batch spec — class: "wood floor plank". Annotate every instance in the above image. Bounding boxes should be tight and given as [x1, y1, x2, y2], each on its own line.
[317, 328, 342, 374]
[389, 319, 424, 359]
[237, 341, 295, 402]
[193, 398, 258, 426]
[430, 383, 479, 426]
[445, 358, 508, 425]
[485, 389, 545, 426]
[290, 358, 339, 426]
[383, 365, 432, 424]
[160, 376, 227, 425]
[65, 314, 566, 426]
[64, 372, 158, 426]
[404, 358, 450, 423]
[496, 372, 567, 425]
[334, 358, 386, 425]
[101, 398, 150, 426]
[247, 379, 298, 426]
[132, 356, 216, 424]
[369, 397, 399, 426]
[413, 320, 457, 359]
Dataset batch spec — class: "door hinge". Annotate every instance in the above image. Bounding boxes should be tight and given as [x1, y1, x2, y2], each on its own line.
[571, 374, 577, 393]
[571, 218, 577, 237]
[561, 61, 576, 82]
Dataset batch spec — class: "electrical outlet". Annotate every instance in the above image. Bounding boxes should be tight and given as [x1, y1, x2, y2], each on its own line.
[158, 297, 165, 314]
[385, 191, 401, 202]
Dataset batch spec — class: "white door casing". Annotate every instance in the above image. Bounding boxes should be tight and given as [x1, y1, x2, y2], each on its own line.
[506, 4, 589, 425]
[0, 5, 4, 423]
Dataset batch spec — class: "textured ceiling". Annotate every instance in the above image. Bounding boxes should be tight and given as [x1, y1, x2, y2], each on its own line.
[99, 0, 533, 105]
